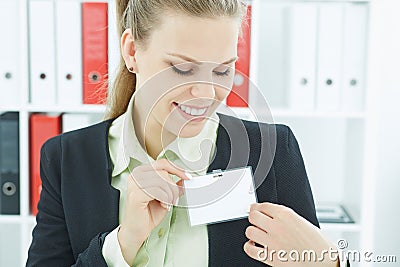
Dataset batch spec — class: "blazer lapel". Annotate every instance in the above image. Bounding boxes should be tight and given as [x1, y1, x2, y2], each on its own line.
[206, 113, 272, 266]
[206, 113, 250, 266]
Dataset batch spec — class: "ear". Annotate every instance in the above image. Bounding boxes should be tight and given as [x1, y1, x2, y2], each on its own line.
[121, 28, 139, 73]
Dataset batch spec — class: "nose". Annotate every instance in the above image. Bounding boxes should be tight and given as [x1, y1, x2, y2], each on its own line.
[190, 82, 215, 100]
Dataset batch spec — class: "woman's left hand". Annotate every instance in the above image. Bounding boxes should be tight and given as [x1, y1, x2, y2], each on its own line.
[243, 202, 339, 267]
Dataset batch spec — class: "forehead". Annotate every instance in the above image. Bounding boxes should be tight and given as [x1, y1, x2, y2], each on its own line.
[148, 12, 239, 63]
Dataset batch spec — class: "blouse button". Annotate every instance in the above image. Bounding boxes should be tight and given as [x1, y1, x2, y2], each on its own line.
[158, 228, 165, 238]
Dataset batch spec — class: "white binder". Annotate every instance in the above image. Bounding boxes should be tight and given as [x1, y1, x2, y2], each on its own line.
[29, 0, 56, 105]
[0, 0, 20, 106]
[315, 4, 344, 111]
[341, 3, 368, 112]
[287, 3, 318, 111]
[56, 0, 82, 106]
[62, 113, 104, 133]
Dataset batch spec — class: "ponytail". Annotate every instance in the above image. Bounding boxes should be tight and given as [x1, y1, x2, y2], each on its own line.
[104, 0, 136, 120]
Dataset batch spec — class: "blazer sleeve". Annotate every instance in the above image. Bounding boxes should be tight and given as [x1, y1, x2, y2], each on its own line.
[26, 137, 109, 267]
[273, 125, 319, 228]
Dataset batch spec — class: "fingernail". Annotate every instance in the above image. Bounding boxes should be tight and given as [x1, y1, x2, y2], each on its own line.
[185, 172, 193, 179]
[161, 202, 171, 210]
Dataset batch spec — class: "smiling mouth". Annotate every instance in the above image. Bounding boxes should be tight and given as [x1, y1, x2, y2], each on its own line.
[173, 102, 209, 117]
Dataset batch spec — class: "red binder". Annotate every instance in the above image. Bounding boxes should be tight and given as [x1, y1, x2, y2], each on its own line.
[29, 114, 61, 215]
[226, 5, 252, 107]
[82, 2, 108, 104]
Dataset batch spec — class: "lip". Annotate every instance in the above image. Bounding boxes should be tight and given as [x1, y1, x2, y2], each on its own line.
[174, 102, 210, 109]
[172, 102, 209, 122]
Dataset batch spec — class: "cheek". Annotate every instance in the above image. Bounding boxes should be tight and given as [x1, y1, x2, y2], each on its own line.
[152, 89, 182, 119]
[215, 86, 231, 101]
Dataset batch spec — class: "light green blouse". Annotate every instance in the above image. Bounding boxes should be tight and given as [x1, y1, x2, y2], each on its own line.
[102, 92, 219, 267]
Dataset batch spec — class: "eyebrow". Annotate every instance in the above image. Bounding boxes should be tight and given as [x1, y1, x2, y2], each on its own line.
[166, 52, 238, 65]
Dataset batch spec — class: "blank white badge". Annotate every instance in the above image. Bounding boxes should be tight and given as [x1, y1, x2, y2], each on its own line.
[183, 166, 258, 226]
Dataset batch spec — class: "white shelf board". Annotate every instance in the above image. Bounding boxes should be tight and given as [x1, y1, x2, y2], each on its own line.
[0, 215, 36, 225]
[228, 107, 366, 120]
[271, 109, 366, 119]
[320, 222, 362, 232]
[24, 104, 107, 114]
[0, 106, 21, 113]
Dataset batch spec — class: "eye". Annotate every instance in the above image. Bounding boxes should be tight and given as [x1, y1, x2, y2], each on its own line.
[213, 68, 231, 76]
[170, 63, 194, 76]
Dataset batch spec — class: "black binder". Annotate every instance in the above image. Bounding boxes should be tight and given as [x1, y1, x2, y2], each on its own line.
[0, 112, 20, 215]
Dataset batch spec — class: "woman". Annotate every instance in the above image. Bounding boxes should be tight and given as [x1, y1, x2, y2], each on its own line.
[27, 0, 343, 266]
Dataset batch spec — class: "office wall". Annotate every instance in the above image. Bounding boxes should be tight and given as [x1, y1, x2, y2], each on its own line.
[368, 0, 400, 264]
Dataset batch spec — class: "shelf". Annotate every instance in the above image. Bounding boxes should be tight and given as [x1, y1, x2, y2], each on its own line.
[0, 0, 380, 265]
[0, 106, 21, 113]
[227, 107, 366, 120]
[1, 105, 366, 119]
[320, 222, 362, 232]
[1, 105, 107, 114]
[0, 215, 36, 225]
[24, 104, 107, 114]
[271, 109, 366, 119]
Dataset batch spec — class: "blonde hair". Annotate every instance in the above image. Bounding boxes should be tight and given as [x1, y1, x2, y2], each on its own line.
[105, 0, 248, 120]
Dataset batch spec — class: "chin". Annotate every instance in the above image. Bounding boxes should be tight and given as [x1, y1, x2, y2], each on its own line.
[170, 121, 205, 138]
[178, 127, 204, 138]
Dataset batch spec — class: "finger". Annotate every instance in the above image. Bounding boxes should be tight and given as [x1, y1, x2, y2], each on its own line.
[141, 162, 187, 204]
[248, 210, 274, 233]
[144, 185, 176, 208]
[243, 240, 273, 266]
[131, 172, 174, 204]
[176, 179, 185, 197]
[130, 171, 179, 206]
[130, 185, 171, 208]
[131, 170, 173, 189]
[245, 225, 270, 248]
[154, 170, 181, 205]
[142, 158, 190, 180]
[162, 174, 180, 205]
[250, 202, 284, 219]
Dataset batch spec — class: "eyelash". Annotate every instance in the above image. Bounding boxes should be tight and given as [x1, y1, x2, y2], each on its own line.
[170, 63, 231, 77]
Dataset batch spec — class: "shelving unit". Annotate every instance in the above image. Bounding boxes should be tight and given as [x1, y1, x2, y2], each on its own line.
[247, 1, 372, 266]
[0, 0, 388, 266]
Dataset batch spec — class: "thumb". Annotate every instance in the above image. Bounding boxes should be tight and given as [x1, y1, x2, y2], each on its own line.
[176, 179, 186, 197]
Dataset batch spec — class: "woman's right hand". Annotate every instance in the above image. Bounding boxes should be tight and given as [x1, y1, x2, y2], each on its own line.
[117, 158, 190, 265]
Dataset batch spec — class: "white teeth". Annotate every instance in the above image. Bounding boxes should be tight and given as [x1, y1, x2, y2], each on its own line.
[190, 109, 198, 116]
[179, 105, 186, 112]
[177, 103, 207, 116]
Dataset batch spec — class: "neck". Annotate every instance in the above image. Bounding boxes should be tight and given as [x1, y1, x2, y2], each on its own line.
[133, 103, 175, 160]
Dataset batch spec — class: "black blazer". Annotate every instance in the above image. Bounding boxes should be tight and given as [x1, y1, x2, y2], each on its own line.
[26, 113, 318, 267]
